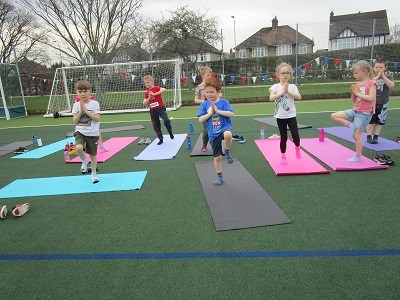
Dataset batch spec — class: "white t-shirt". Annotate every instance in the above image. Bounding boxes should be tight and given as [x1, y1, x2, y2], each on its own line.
[72, 100, 100, 136]
[269, 83, 299, 119]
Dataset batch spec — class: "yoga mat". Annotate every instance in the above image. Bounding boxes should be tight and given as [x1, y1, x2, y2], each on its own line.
[12, 137, 75, 159]
[190, 133, 213, 156]
[195, 160, 292, 231]
[300, 137, 389, 171]
[134, 133, 187, 160]
[0, 141, 32, 157]
[323, 126, 400, 151]
[253, 116, 312, 129]
[67, 137, 137, 163]
[0, 171, 147, 198]
[254, 138, 330, 175]
[66, 124, 145, 137]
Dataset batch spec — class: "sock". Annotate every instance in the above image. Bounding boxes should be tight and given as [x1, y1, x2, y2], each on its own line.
[91, 175, 99, 184]
[81, 159, 88, 171]
[347, 155, 361, 162]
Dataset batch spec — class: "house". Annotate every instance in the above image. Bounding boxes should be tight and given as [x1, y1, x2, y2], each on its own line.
[329, 10, 390, 50]
[235, 17, 314, 58]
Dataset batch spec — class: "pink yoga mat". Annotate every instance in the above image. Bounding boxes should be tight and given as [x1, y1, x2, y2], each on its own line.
[254, 138, 330, 176]
[67, 137, 137, 163]
[300, 137, 389, 171]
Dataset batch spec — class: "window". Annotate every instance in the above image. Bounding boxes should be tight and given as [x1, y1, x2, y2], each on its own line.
[251, 47, 267, 57]
[331, 38, 356, 50]
[239, 49, 246, 58]
[368, 36, 380, 46]
[298, 43, 307, 54]
[276, 44, 292, 56]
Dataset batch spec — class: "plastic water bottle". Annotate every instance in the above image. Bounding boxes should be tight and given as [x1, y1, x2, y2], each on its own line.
[64, 148, 70, 161]
[319, 128, 325, 142]
[186, 135, 192, 150]
[37, 137, 42, 146]
[259, 127, 265, 139]
[189, 123, 194, 135]
[32, 135, 38, 146]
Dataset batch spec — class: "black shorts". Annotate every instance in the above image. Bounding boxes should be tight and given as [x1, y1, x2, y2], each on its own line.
[369, 103, 388, 125]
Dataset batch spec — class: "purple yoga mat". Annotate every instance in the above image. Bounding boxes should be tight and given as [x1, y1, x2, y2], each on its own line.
[323, 126, 400, 151]
[300, 137, 388, 171]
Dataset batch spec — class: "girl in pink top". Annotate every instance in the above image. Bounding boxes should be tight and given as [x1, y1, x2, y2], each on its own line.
[331, 60, 377, 162]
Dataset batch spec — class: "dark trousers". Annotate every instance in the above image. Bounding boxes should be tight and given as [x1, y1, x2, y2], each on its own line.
[150, 107, 172, 140]
[276, 117, 300, 153]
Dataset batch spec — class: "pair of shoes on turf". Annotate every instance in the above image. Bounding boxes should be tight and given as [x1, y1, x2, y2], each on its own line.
[396, 136, 400, 143]
[138, 137, 151, 145]
[374, 153, 394, 165]
[14, 147, 28, 154]
[214, 176, 223, 186]
[232, 134, 240, 141]
[0, 203, 30, 219]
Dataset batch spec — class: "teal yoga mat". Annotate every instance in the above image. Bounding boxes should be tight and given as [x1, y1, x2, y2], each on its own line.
[0, 171, 147, 198]
[12, 137, 75, 159]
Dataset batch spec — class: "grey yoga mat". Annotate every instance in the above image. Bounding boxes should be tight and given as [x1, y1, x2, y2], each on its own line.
[253, 116, 312, 129]
[195, 160, 292, 231]
[190, 133, 213, 156]
[66, 124, 145, 137]
[0, 141, 32, 157]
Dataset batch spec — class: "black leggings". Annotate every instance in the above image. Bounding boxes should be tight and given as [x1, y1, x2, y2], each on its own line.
[276, 117, 300, 153]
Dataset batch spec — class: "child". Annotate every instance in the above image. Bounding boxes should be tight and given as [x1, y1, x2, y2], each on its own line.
[143, 75, 174, 145]
[269, 63, 302, 165]
[366, 58, 395, 144]
[74, 95, 108, 151]
[72, 80, 101, 183]
[331, 60, 377, 162]
[198, 77, 234, 186]
[195, 66, 213, 152]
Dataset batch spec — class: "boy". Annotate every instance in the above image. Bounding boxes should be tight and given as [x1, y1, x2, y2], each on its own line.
[366, 58, 395, 144]
[72, 80, 100, 184]
[198, 77, 234, 186]
[143, 75, 174, 145]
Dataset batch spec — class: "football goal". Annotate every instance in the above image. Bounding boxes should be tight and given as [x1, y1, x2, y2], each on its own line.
[45, 59, 182, 117]
[0, 63, 27, 120]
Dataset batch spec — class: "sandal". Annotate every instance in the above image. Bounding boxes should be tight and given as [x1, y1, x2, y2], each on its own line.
[12, 203, 31, 217]
[0, 206, 7, 219]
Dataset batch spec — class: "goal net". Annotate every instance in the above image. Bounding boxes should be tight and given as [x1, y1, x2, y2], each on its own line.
[0, 63, 27, 120]
[45, 59, 182, 117]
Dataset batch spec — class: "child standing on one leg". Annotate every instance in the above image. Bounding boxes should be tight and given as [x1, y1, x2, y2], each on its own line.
[143, 75, 174, 145]
[195, 66, 213, 152]
[72, 80, 101, 183]
[331, 60, 377, 162]
[366, 58, 395, 144]
[269, 63, 302, 165]
[198, 77, 234, 186]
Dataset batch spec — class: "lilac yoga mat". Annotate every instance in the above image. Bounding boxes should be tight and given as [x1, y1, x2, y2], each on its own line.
[323, 126, 400, 151]
[254, 138, 330, 176]
[300, 137, 389, 171]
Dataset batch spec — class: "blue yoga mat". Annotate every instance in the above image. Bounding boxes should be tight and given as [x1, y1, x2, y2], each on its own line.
[0, 171, 147, 198]
[134, 133, 187, 160]
[12, 137, 75, 159]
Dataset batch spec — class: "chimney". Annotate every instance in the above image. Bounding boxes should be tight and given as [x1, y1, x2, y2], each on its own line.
[330, 11, 334, 22]
[272, 16, 278, 29]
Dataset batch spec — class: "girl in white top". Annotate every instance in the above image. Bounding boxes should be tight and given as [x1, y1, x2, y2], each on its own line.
[269, 63, 302, 165]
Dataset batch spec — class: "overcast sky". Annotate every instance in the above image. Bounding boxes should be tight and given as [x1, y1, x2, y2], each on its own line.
[140, 0, 400, 50]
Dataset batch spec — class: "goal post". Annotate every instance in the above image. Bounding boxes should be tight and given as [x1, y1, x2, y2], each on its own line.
[45, 59, 182, 117]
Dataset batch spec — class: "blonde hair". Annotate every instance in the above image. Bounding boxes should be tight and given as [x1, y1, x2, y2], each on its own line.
[143, 75, 155, 82]
[276, 63, 294, 75]
[351, 60, 374, 78]
[199, 66, 212, 77]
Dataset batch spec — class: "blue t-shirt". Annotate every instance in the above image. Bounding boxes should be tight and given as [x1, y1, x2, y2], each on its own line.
[197, 98, 234, 141]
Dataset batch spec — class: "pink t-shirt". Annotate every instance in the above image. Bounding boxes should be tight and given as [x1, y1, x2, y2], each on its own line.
[351, 79, 377, 113]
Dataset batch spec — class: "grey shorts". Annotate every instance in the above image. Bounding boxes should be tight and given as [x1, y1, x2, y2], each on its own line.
[74, 132, 99, 156]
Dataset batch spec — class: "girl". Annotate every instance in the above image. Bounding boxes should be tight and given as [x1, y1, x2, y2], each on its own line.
[331, 60, 377, 162]
[269, 63, 302, 165]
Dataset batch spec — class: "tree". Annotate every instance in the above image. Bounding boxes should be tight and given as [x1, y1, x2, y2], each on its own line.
[151, 5, 221, 64]
[0, 0, 46, 63]
[387, 23, 400, 43]
[19, 0, 143, 65]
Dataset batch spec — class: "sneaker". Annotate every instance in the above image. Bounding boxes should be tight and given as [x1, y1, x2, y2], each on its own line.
[396, 136, 400, 143]
[157, 139, 163, 145]
[225, 151, 234, 164]
[295, 147, 301, 159]
[169, 133, 174, 139]
[138, 137, 145, 145]
[80, 161, 88, 173]
[268, 134, 280, 139]
[232, 134, 240, 141]
[0, 206, 7, 219]
[376, 153, 394, 165]
[280, 157, 288, 165]
[14, 147, 28, 154]
[372, 137, 379, 144]
[92, 176, 99, 184]
[201, 145, 207, 152]
[367, 136, 374, 144]
[347, 155, 361, 162]
[144, 138, 151, 145]
[238, 136, 246, 144]
[12, 203, 30, 217]
[214, 176, 223, 186]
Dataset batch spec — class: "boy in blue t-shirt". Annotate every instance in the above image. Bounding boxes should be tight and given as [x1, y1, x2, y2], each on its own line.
[198, 77, 234, 186]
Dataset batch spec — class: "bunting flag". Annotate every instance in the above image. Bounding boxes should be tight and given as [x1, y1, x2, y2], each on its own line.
[346, 60, 351, 68]
[192, 75, 196, 83]
[334, 59, 341, 66]
[393, 62, 399, 70]
[181, 77, 187, 85]
[263, 75, 269, 81]
[241, 76, 246, 83]
[314, 57, 320, 65]
[162, 78, 167, 86]
[304, 62, 311, 70]
[252, 76, 257, 83]
[121, 71, 127, 79]
[220, 74, 225, 80]
[294, 67, 302, 75]
[230, 76, 236, 83]
[131, 74, 136, 82]
[323, 57, 330, 65]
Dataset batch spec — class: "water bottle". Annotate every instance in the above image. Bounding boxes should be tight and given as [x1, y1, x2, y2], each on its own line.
[37, 137, 42, 146]
[259, 127, 265, 139]
[189, 123, 194, 135]
[319, 128, 325, 142]
[186, 135, 192, 150]
[32, 135, 38, 146]
[64, 147, 70, 161]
